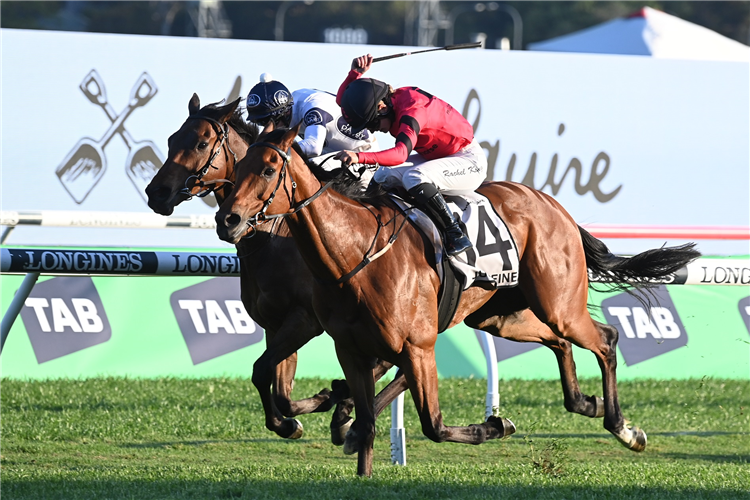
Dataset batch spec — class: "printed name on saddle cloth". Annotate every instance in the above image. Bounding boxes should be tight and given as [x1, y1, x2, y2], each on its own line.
[446, 193, 520, 289]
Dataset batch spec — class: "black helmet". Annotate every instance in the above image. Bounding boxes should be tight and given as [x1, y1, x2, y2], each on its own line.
[340, 78, 390, 133]
[246, 73, 294, 126]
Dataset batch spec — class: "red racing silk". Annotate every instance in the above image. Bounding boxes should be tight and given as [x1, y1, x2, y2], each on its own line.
[337, 70, 474, 166]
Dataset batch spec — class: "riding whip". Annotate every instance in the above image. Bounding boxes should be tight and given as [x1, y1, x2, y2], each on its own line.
[372, 41, 483, 63]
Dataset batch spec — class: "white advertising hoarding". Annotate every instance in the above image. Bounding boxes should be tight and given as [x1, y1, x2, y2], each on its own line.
[1, 29, 748, 255]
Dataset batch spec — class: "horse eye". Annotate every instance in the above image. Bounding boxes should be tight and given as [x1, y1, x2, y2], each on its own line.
[197, 141, 209, 151]
[263, 167, 276, 178]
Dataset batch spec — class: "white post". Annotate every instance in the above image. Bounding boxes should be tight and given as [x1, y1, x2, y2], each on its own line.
[477, 330, 499, 418]
[390, 392, 406, 465]
[1, 272, 40, 353]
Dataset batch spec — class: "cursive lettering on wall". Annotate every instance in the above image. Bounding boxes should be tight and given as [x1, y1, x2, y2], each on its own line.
[462, 89, 622, 203]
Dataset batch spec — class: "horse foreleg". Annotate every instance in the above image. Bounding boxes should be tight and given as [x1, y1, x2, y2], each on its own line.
[333, 359, 396, 446]
[402, 345, 515, 445]
[252, 342, 304, 439]
[272, 352, 297, 415]
[268, 319, 342, 418]
[338, 366, 407, 450]
[335, 344, 377, 477]
[252, 314, 321, 439]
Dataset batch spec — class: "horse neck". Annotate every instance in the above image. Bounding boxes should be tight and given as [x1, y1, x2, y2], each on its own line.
[283, 153, 384, 282]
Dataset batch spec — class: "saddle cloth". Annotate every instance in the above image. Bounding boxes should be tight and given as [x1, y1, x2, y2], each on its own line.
[394, 192, 520, 290]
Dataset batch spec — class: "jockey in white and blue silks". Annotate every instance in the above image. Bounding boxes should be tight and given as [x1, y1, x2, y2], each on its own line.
[245, 74, 379, 184]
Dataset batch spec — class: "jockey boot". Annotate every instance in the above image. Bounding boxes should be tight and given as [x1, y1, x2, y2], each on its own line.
[408, 183, 472, 256]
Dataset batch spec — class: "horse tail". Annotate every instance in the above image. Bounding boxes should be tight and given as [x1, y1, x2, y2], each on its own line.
[578, 225, 701, 292]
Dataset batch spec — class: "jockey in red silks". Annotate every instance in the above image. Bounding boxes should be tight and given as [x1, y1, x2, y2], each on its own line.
[334, 54, 487, 256]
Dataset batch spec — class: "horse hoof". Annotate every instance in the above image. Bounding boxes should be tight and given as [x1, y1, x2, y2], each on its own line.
[343, 428, 358, 455]
[594, 397, 605, 418]
[487, 416, 516, 438]
[283, 419, 304, 440]
[614, 425, 647, 452]
[343, 438, 359, 455]
[500, 417, 516, 437]
[331, 417, 353, 446]
[629, 427, 647, 452]
[330, 379, 351, 400]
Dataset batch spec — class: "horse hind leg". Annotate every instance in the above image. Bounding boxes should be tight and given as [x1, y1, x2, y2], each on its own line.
[552, 338, 605, 418]
[544, 312, 646, 451]
[466, 307, 604, 419]
[594, 320, 647, 451]
[514, 247, 645, 451]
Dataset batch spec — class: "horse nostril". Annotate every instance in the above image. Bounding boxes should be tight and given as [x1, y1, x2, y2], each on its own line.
[215, 212, 242, 229]
[147, 186, 171, 202]
[226, 213, 241, 227]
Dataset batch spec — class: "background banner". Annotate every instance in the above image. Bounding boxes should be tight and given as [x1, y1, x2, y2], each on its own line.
[1, 29, 748, 380]
[1, 28, 748, 255]
[2, 273, 748, 380]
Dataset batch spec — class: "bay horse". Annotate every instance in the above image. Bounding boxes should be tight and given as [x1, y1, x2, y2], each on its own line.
[215, 124, 700, 476]
[145, 94, 402, 443]
[148, 96, 619, 447]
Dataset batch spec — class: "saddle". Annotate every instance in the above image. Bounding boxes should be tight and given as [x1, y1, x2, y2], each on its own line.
[391, 191, 520, 332]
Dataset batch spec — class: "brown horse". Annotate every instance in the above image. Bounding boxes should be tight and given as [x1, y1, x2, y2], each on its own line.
[145, 95, 403, 443]
[148, 96, 617, 446]
[215, 124, 699, 476]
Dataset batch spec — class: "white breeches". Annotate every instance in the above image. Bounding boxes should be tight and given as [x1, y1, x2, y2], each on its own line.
[372, 139, 487, 194]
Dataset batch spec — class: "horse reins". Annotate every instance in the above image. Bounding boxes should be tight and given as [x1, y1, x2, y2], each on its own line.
[180, 115, 239, 200]
[243, 142, 412, 284]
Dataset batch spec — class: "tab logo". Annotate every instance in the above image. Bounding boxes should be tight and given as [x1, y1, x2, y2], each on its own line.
[739, 296, 750, 337]
[20, 277, 111, 363]
[170, 278, 263, 365]
[602, 286, 687, 366]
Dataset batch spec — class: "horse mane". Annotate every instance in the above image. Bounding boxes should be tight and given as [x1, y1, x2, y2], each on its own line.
[201, 101, 260, 145]
[258, 128, 391, 205]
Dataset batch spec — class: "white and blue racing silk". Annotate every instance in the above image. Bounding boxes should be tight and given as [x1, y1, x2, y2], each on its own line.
[291, 89, 378, 157]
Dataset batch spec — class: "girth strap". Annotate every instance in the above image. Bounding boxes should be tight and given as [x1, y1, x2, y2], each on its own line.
[437, 255, 465, 333]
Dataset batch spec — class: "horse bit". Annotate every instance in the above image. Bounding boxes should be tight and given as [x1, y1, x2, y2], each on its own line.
[179, 115, 239, 200]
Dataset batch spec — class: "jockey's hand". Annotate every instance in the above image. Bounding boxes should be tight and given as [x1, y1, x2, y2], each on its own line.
[335, 150, 359, 167]
[351, 54, 373, 74]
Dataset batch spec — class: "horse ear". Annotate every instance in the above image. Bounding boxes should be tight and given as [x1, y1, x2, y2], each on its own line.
[262, 121, 275, 134]
[282, 123, 301, 148]
[216, 97, 242, 124]
[189, 93, 200, 115]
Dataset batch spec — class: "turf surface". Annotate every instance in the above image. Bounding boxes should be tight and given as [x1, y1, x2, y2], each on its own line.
[2, 377, 748, 499]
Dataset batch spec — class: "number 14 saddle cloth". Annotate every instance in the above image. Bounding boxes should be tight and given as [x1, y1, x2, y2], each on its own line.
[395, 191, 521, 291]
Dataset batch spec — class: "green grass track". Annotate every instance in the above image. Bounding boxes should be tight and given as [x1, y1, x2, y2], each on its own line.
[2, 377, 748, 499]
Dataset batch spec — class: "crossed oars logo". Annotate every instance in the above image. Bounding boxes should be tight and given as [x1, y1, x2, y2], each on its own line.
[56, 70, 165, 204]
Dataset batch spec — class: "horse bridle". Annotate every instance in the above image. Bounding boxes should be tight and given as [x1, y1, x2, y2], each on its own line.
[241, 142, 411, 285]
[179, 115, 239, 200]
[242, 141, 337, 237]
